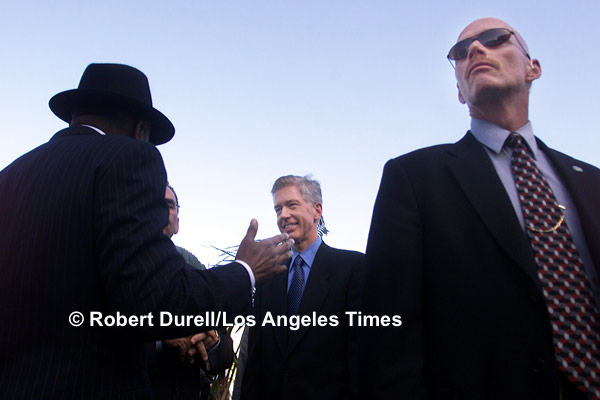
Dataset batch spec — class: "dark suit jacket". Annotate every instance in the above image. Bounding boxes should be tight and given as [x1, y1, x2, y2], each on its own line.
[0, 126, 252, 399]
[359, 132, 600, 400]
[241, 242, 364, 400]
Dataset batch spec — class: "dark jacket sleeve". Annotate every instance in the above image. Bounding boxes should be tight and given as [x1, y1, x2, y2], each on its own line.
[205, 328, 234, 374]
[93, 139, 252, 339]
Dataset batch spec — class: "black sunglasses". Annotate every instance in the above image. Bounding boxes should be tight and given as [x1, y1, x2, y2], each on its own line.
[447, 28, 530, 67]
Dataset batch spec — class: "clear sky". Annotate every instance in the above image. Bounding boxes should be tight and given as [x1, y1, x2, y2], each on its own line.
[2, 1, 599, 265]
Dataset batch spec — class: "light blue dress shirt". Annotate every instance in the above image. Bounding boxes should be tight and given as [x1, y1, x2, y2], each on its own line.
[470, 118, 599, 308]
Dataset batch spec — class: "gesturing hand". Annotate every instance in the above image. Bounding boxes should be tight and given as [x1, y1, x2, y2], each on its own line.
[236, 219, 294, 285]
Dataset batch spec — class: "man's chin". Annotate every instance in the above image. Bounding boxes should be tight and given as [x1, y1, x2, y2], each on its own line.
[285, 232, 300, 244]
[470, 83, 518, 106]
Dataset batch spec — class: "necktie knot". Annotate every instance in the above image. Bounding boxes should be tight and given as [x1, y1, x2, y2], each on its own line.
[293, 255, 304, 270]
[505, 132, 529, 153]
[509, 133, 562, 232]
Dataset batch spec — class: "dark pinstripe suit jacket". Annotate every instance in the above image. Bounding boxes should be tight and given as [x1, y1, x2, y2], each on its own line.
[0, 126, 251, 399]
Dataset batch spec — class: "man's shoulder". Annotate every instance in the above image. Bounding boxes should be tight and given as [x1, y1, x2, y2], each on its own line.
[320, 243, 364, 258]
[0, 127, 159, 183]
[317, 242, 365, 267]
[541, 142, 600, 175]
[55, 126, 161, 155]
[60, 127, 166, 178]
[175, 246, 206, 270]
[378, 132, 479, 183]
[9, 126, 162, 168]
[387, 139, 464, 167]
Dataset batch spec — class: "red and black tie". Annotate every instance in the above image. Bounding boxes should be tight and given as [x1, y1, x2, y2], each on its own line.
[507, 132, 600, 398]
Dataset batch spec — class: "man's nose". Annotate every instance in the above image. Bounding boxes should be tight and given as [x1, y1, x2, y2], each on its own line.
[280, 207, 291, 218]
[467, 39, 487, 59]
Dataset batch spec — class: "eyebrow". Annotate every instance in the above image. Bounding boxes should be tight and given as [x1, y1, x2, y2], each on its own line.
[274, 200, 299, 209]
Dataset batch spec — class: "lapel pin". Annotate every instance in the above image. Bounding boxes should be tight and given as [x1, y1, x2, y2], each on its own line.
[572, 165, 583, 172]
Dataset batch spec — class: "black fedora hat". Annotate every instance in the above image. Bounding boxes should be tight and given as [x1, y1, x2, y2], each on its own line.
[49, 63, 175, 145]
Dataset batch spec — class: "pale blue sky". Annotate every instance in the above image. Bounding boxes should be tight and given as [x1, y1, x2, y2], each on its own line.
[2, 1, 599, 264]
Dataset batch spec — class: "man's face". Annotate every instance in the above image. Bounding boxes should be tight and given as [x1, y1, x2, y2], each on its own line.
[163, 186, 179, 238]
[273, 185, 322, 252]
[454, 18, 537, 107]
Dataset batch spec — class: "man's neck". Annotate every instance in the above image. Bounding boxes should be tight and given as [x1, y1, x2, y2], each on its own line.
[293, 233, 320, 253]
[468, 92, 530, 132]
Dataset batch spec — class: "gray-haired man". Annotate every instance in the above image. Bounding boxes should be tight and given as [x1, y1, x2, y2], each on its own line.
[242, 175, 364, 399]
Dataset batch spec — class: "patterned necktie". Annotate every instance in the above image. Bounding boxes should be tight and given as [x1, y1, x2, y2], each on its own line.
[507, 132, 600, 398]
[287, 255, 305, 316]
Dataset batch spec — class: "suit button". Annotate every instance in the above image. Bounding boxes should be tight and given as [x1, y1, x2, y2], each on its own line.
[282, 371, 289, 382]
[532, 357, 548, 373]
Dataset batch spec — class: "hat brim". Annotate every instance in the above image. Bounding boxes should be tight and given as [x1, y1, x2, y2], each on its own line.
[49, 89, 175, 145]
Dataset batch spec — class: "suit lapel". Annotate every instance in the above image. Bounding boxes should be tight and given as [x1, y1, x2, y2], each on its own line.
[286, 242, 331, 355]
[447, 132, 541, 289]
[540, 141, 600, 274]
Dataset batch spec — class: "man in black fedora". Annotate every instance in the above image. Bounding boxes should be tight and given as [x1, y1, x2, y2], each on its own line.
[0, 63, 293, 398]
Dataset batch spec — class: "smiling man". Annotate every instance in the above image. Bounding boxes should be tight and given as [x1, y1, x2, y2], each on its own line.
[241, 175, 364, 400]
[360, 18, 600, 399]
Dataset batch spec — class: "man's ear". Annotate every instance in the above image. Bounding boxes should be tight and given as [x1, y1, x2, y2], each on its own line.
[457, 83, 466, 104]
[134, 120, 151, 142]
[526, 58, 542, 83]
[313, 202, 323, 222]
[174, 217, 179, 235]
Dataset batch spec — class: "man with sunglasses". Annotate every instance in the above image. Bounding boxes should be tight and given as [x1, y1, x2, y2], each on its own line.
[360, 18, 600, 399]
[162, 184, 205, 269]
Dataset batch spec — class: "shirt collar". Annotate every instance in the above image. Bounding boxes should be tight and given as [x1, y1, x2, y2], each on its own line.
[292, 236, 322, 269]
[82, 124, 106, 136]
[470, 119, 539, 159]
